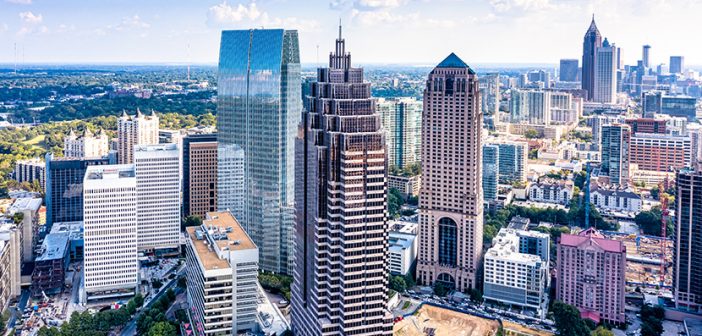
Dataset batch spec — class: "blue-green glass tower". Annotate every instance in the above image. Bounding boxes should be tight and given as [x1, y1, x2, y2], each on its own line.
[217, 29, 300, 274]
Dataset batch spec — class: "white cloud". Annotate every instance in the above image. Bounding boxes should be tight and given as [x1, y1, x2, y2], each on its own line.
[18, 11, 42, 24]
[488, 0, 553, 13]
[351, 8, 418, 25]
[0, 23, 8, 33]
[115, 15, 150, 31]
[207, 1, 319, 32]
[5, 0, 32, 4]
[355, 0, 408, 9]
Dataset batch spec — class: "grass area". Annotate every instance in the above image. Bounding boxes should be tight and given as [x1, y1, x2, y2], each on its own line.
[402, 301, 411, 310]
[22, 135, 46, 150]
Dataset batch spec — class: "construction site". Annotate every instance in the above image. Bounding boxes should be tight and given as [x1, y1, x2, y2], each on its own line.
[393, 305, 500, 336]
[606, 233, 674, 289]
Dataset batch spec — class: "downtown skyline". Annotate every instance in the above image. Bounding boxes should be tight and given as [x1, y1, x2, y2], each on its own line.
[0, 0, 701, 66]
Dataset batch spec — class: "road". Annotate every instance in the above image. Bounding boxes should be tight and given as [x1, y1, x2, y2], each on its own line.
[6, 289, 30, 334]
[120, 268, 183, 336]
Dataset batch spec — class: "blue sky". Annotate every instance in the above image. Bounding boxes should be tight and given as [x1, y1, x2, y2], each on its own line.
[0, 0, 700, 66]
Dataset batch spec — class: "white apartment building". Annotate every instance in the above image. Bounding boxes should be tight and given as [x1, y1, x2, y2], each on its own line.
[117, 109, 159, 164]
[389, 230, 417, 276]
[63, 128, 109, 158]
[216, 144, 245, 223]
[8, 197, 42, 264]
[0, 223, 22, 312]
[590, 186, 642, 213]
[134, 144, 181, 254]
[186, 211, 259, 335]
[483, 228, 549, 318]
[82, 165, 138, 303]
[527, 179, 573, 205]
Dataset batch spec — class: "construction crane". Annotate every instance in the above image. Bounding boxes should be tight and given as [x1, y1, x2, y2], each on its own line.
[658, 181, 669, 287]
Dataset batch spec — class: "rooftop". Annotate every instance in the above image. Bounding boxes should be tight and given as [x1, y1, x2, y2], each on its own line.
[8, 197, 42, 213]
[187, 211, 257, 271]
[560, 227, 625, 253]
[85, 164, 136, 180]
[36, 232, 69, 262]
[436, 53, 474, 73]
[486, 229, 543, 264]
[389, 231, 416, 251]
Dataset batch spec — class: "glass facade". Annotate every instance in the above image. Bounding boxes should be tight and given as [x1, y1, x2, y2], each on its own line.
[45, 153, 110, 225]
[217, 29, 300, 274]
[438, 217, 458, 267]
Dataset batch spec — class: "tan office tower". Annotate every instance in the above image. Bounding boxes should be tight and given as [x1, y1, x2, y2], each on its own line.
[291, 25, 393, 336]
[416, 53, 484, 292]
[117, 108, 159, 164]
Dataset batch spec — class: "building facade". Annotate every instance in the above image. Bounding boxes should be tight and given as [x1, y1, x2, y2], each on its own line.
[182, 133, 218, 218]
[216, 144, 245, 221]
[134, 144, 181, 254]
[117, 109, 159, 164]
[582, 17, 603, 101]
[45, 154, 110, 226]
[377, 97, 422, 168]
[417, 53, 484, 292]
[13, 158, 45, 190]
[291, 28, 393, 336]
[217, 29, 299, 274]
[483, 144, 499, 201]
[0, 224, 21, 312]
[629, 133, 690, 172]
[556, 228, 626, 325]
[670, 56, 685, 74]
[82, 165, 138, 302]
[389, 230, 418, 276]
[527, 179, 574, 205]
[388, 174, 421, 197]
[674, 168, 702, 313]
[593, 38, 618, 104]
[185, 212, 259, 334]
[559, 59, 579, 82]
[590, 186, 642, 213]
[63, 128, 109, 159]
[600, 124, 631, 186]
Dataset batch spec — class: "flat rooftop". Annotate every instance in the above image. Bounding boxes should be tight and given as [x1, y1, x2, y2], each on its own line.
[85, 165, 135, 180]
[187, 211, 256, 271]
[36, 232, 69, 262]
[8, 197, 42, 213]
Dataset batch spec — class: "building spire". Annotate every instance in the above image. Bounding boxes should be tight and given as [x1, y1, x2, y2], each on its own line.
[339, 18, 342, 40]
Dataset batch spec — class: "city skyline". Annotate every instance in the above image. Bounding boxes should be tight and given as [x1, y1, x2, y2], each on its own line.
[1, 0, 701, 66]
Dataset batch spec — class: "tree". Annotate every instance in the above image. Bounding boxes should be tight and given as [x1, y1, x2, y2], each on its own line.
[403, 273, 416, 288]
[388, 188, 404, 218]
[389, 275, 407, 293]
[635, 207, 672, 237]
[152, 278, 163, 289]
[147, 321, 177, 336]
[281, 329, 294, 336]
[524, 129, 540, 139]
[126, 300, 137, 315]
[433, 282, 448, 297]
[181, 215, 202, 231]
[134, 293, 144, 307]
[552, 301, 591, 336]
[640, 305, 664, 336]
[469, 288, 483, 303]
[591, 326, 614, 336]
[177, 277, 186, 289]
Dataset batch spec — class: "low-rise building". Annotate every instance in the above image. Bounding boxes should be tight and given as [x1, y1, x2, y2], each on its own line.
[389, 227, 417, 276]
[527, 179, 573, 205]
[483, 228, 550, 318]
[388, 174, 421, 197]
[31, 232, 70, 297]
[13, 158, 45, 190]
[186, 211, 259, 335]
[8, 197, 42, 264]
[590, 185, 642, 213]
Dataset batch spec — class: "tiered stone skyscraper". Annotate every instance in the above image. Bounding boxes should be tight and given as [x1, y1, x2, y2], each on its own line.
[291, 26, 393, 336]
[416, 53, 484, 292]
[581, 16, 602, 101]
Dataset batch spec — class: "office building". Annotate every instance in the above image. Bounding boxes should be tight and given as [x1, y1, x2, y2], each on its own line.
[31, 232, 70, 297]
[594, 38, 618, 104]
[63, 128, 109, 159]
[670, 56, 685, 74]
[642, 91, 663, 116]
[45, 154, 110, 226]
[629, 133, 690, 172]
[8, 198, 42, 264]
[389, 229, 418, 276]
[134, 144, 181, 254]
[388, 174, 421, 197]
[0, 224, 21, 312]
[557, 228, 626, 324]
[643, 45, 651, 68]
[182, 133, 218, 218]
[117, 109, 159, 164]
[483, 144, 499, 201]
[417, 53, 484, 292]
[82, 165, 138, 302]
[292, 27, 393, 336]
[217, 144, 245, 224]
[600, 124, 631, 185]
[582, 16, 603, 100]
[625, 117, 666, 134]
[661, 95, 698, 120]
[377, 97, 422, 168]
[185, 211, 259, 334]
[483, 228, 549, 318]
[217, 29, 299, 274]
[675, 168, 702, 313]
[560, 59, 579, 82]
[13, 158, 45, 190]
[480, 73, 501, 116]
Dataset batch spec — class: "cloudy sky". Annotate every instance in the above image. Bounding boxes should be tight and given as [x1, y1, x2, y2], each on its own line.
[0, 0, 700, 66]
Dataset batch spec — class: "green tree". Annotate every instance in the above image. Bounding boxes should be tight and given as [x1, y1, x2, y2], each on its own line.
[591, 326, 614, 336]
[126, 300, 137, 315]
[640, 304, 664, 336]
[469, 288, 483, 303]
[147, 321, 177, 336]
[635, 207, 672, 237]
[433, 282, 448, 297]
[181, 215, 202, 231]
[388, 188, 404, 218]
[134, 293, 145, 307]
[389, 275, 407, 293]
[552, 301, 591, 336]
[524, 129, 540, 139]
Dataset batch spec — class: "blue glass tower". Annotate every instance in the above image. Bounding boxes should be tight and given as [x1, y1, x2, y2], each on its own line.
[217, 29, 300, 274]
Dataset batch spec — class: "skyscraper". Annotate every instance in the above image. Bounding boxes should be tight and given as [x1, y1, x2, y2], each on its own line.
[291, 26, 393, 336]
[642, 45, 651, 68]
[217, 29, 300, 274]
[482, 144, 499, 201]
[182, 133, 218, 218]
[217, 144, 245, 221]
[416, 53, 484, 292]
[82, 164, 138, 303]
[670, 56, 685, 74]
[117, 109, 159, 164]
[63, 128, 109, 159]
[674, 167, 702, 313]
[510, 89, 551, 125]
[581, 16, 603, 101]
[559, 59, 579, 82]
[134, 144, 181, 254]
[377, 97, 422, 169]
[600, 124, 630, 186]
[594, 38, 618, 104]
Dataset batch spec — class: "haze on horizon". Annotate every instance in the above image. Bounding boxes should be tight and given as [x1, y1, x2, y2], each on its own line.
[0, 0, 700, 67]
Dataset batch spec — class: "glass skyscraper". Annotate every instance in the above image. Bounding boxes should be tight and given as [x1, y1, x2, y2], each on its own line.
[217, 29, 300, 274]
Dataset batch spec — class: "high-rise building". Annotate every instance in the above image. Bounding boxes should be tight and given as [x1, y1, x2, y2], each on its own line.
[591, 115, 624, 145]
[556, 228, 626, 325]
[182, 133, 218, 218]
[600, 124, 630, 185]
[82, 165, 138, 303]
[291, 27, 393, 336]
[45, 154, 110, 226]
[217, 144, 245, 221]
[416, 53, 484, 292]
[0, 223, 21, 313]
[217, 29, 299, 274]
[594, 38, 618, 104]
[483, 144, 499, 201]
[377, 97, 422, 168]
[510, 89, 551, 125]
[629, 133, 690, 172]
[7, 198, 42, 264]
[559, 59, 579, 82]
[134, 144, 181, 254]
[13, 158, 45, 191]
[185, 212, 259, 334]
[117, 109, 159, 164]
[582, 16, 603, 101]
[63, 128, 109, 159]
[479, 73, 501, 116]
[670, 56, 685, 74]
[489, 141, 529, 184]
[642, 45, 651, 68]
[625, 117, 667, 134]
[661, 95, 698, 121]
[675, 167, 702, 313]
